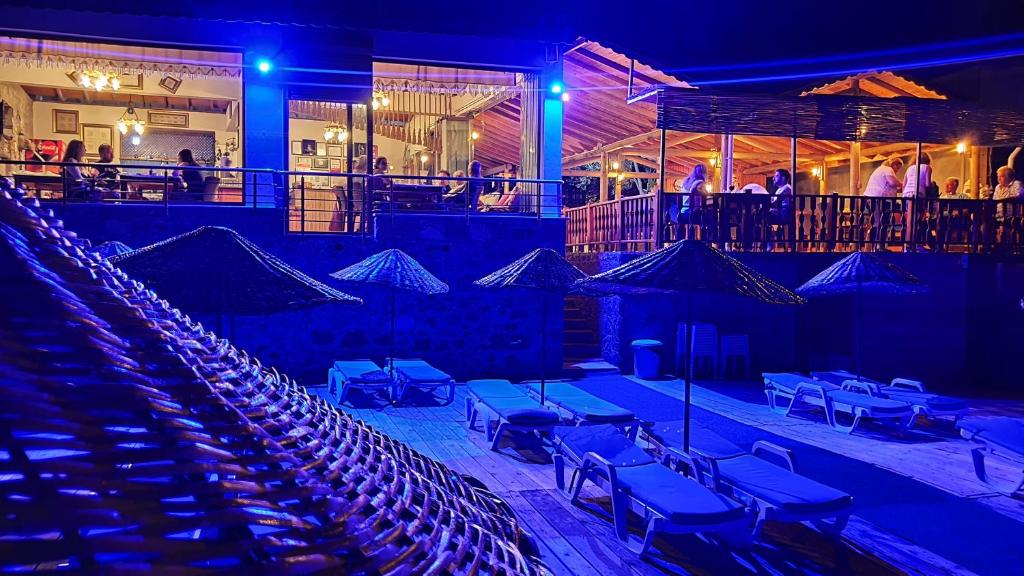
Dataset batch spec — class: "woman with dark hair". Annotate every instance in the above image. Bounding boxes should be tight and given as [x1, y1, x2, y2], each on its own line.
[466, 160, 484, 212]
[61, 139, 90, 200]
[173, 148, 205, 201]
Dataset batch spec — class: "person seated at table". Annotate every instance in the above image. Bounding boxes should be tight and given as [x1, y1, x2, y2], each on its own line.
[443, 169, 468, 206]
[92, 144, 121, 189]
[466, 161, 485, 212]
[436, 169, 452, 194]
[172, 148, 205, 201]
[369, 156, 392, 204]
[994, 165, 1024, 220]
[941, 177, 970, 199]
[864, 156, 903, 197]
[61, 139, 111, 201]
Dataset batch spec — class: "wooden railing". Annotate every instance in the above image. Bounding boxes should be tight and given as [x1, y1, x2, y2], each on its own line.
[565, 192, 1024, 254]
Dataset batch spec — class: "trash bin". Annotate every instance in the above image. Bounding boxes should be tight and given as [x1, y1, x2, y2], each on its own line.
[632, 339, 662, 380]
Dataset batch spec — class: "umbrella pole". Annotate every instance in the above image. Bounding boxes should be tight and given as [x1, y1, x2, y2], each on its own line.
[390, 287, 396, 380]
[540, 295, 547, 404]
[684, 291, 693, 453]
[857, 280, 863, 381]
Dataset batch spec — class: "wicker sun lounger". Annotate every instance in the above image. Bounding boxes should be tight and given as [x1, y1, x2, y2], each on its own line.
[763, 372, 915, 433]
[812, 370, 968, 426]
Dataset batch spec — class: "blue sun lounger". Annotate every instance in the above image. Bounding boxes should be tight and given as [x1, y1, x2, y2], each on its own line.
[524, 381, 642, 438]
[957, 417, 1024, 495]
[811, 370, 968, 426]
[327, 359, 392, 403]
[763, 372, 914, 434]
[465, 380, 560, 451]
[646, 421, 853, 537]
[551, 425, 748, 558]
[387, 358, 455, 404]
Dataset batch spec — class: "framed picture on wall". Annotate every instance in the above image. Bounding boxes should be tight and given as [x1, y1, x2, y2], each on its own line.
[354, 143, 379, 159]
[327, 144, 343, 157]
[52, 109, 79, 134]
[301, 139, 316, 155]
[291, 141, 303, 155]
[148, 110, 189, 128]
[80, 124, 113, 158]
[316, 142, 327, 156]
[329, 158, 342, 173]
[119, 74, 144, 91]
[312, 157, 329, 171]
[295, 156, 312, 171]
[158, 76, 181, 94]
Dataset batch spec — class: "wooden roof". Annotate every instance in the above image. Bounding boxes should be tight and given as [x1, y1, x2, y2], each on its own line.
[801, 71, 947, 99]
[20, 85, 233, 114]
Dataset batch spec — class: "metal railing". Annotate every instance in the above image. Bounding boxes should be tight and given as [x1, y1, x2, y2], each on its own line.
[565, 191, 1024, 254]
[1, 159, 563, 236]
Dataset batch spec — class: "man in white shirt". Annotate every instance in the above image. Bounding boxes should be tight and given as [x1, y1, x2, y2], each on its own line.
[863, 156, 904, 197]
[941, 177, 970, 200]
[994, 166, 1024, 220]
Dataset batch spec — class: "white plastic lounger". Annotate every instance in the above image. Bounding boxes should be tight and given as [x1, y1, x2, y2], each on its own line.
[957, 417, 1024, 495]
[327, 359, 392, 404]
[811, 370, 968, 426]
[551, 425, 748, 558]
[523, 381, 642, 438]
[762, 372, 914, 434]
[387, 358, 455, 404]
[465, 379, 560, 451]
[646, 421, 853, 537]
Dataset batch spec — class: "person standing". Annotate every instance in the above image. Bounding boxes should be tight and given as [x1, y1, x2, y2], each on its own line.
[902, 152, 933, 198]
[864, 156, 904, 197]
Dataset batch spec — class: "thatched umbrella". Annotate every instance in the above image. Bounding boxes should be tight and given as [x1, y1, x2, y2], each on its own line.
[575, 240, 803, 451]
[330, 249, 448, 377]
[797, 251, 928, 380]
[93, 241, 133, 259]
[474, 248, 587, 402]
[110, 226, 360, 333]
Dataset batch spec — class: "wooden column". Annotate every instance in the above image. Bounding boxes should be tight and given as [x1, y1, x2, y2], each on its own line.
[722, 133, 734, 191]
[850, 141, 862, 195]
[969, 146, 981, 198]
[820, 161, 828, 195]
[599, 151, 609, 202]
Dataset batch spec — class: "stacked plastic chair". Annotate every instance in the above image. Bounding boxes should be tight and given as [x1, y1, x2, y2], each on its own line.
[0, 181, 547, 575]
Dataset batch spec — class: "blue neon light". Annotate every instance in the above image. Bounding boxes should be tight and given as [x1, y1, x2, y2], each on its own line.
[256, 60, 273, 74]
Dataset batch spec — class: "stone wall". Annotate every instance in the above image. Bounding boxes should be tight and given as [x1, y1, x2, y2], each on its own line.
[0, 82, 33, 175]
[47, 203, 565, 385]
[569, 250, 1023, 396]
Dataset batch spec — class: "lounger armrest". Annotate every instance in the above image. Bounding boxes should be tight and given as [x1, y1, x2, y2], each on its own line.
[792, 381, 829, 400]
[890, 378, 926, 392]
[751, 441, 797, 473]
[666, 447, 717, 487]
[581, 451, 620, 486]
[841, 379, 881, 396]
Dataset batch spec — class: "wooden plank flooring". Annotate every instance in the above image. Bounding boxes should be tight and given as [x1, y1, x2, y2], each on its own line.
[309, 381, 991, 576]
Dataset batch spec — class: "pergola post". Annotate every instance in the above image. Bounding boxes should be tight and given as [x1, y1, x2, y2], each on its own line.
[722, 133, 734, 191]
[969, 146, 980, 198]
[850, 141, 862, 195]
[656, 127, 667, 247]
[599, 151, 609, 202]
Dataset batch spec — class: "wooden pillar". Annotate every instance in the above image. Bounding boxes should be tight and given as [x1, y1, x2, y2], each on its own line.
[655, 128, 667, 247]
[599, 151, 609, 202]
[820, 161, 828, 195]
[969, 146, 981, 198]
[790, 137, 798, 191]
[722, 134, 734, 191]
[850, 141, 862, 195]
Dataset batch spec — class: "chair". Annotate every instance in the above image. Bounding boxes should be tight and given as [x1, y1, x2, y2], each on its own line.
[387, 358, 455, 404]
[551, 425, 748, 558]
[327, 359, 393, 403]
[719, 334, 750, 380]
[465, 379, 560, 451]
[762, 372, 915, 434]
[523, 381, 641, 437]
[812, 370, 968, 426]
[675, 322, 717, 379]
[645, 421, 853, 537]
[957, 417, 1024, 495]
[202, 176, 221, 202]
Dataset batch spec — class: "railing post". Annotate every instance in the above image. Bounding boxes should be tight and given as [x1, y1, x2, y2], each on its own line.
[163, 169, 170, 215]
[300, 176, 306, 235]
[827, 193, 839, 252]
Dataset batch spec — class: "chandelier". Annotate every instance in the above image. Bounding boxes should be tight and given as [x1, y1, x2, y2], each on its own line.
[78, 70, 120, 92]
[323, 122, 348, 142]
[116, 105, 146, 143]
[370, 91, 391, 111]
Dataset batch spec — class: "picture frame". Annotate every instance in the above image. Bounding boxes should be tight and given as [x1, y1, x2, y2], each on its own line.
[291, 141, 303, 155]
[316, 142, 327, 156]
[158, 75, 181, 94]
[119, 74, 144, 91]
[80, 124, 113, 158]
[52, 109, 79, 134]
[312, 157, 329, 171]
[329, 158, 342, 173]
[148, 110, 189, 128]
[294, 156, 312, 171]
[301, 139, 317, 156]
[327, 144, 343, 157]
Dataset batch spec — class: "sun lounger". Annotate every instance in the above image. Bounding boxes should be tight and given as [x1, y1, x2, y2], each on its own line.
[465, 380, 560, 451]
[957, 417, 1024, 495]
[762, 372, 915, 434]
[523, 381, 642, 438]
[551, 424, 748, 557]
[646, 421, 853, 537]
[812, 370, 968, 426]
[387, 358, 455, 404]
[327, 359, 392, 403]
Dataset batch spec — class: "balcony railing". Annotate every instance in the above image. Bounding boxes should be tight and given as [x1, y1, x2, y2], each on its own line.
[1, 160, 562, 237]
[565, 191, 1024, 254]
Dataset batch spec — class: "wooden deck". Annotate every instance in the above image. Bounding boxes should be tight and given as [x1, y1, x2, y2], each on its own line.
[308, 378, 1020, 576]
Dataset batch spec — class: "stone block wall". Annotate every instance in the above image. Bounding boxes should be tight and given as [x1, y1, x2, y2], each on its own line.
[48, 203, 565, 385]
